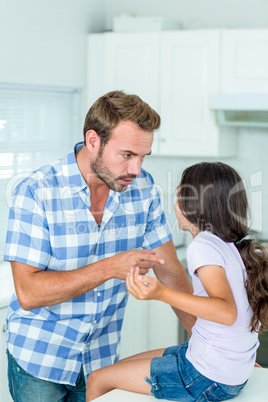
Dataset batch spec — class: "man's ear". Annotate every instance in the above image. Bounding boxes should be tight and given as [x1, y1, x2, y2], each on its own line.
[85, 130, 100, 152]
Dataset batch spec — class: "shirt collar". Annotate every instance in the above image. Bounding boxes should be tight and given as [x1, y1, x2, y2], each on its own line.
[61, 142, 88, 195]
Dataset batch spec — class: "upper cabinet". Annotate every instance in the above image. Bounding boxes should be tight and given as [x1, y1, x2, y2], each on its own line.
[221, 30, 268, 93]
[158, 31, 232, 156]
[88, 33, 160, 154]
[87, 32, 160, 110]
[87, 30, 268, 157]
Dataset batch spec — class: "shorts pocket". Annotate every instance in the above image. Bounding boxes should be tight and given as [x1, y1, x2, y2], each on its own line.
[197, 381, 246, 401]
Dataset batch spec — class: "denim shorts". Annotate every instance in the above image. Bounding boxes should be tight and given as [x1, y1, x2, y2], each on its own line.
[145, 342, 247, 401]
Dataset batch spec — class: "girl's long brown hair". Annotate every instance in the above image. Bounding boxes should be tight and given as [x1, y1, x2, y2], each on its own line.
[178, 162, 268, 333]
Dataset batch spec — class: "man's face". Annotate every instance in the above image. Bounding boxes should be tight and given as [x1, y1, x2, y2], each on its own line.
[90, 120, 153, 192]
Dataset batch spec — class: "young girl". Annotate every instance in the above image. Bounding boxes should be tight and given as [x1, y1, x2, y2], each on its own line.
[86, 162, 268, 401]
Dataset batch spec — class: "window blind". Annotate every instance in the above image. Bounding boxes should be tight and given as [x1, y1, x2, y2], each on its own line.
[0, 83, 81, 259]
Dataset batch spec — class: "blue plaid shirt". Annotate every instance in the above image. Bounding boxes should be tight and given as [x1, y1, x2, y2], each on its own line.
[4, 142, 172, 385]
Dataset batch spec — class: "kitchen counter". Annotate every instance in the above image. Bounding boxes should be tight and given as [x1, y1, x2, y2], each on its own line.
[93, 367, 268, 401]
[0, 261, 14, 308]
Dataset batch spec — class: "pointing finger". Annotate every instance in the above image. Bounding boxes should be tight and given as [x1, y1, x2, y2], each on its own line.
[138, 250, 165, 265]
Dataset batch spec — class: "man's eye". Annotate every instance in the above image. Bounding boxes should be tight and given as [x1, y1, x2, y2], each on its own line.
[123, 154, 131, 159]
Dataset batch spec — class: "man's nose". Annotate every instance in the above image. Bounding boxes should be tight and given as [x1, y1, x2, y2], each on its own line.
[128, 158, 141, 177]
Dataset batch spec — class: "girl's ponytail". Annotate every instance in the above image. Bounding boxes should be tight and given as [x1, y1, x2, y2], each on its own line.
[235, 239, 268, 333]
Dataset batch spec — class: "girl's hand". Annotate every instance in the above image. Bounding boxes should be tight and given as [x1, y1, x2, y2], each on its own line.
[126, 267, 164, 301]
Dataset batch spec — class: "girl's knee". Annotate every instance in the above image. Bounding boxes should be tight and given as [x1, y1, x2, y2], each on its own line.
[87, 369, 107, 392]
[87, 370, 99, 387]
[86, 369, 110, 401]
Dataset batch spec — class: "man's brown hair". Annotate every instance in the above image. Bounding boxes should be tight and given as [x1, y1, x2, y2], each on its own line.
[83, 90, 161, 147]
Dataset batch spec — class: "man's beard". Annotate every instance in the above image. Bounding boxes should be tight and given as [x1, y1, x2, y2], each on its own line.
[90, 148, 136, 192]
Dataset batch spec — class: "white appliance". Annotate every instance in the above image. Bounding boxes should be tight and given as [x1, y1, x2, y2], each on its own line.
[210, 93, 268, 127]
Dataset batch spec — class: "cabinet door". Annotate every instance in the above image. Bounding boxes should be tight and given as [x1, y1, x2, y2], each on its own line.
[221, 30, 268, 93]
[120, 284, 178, 359]
[159, 31, 221, 156]
[0, 307, 12, 401]
[120, 295, 149, 358]
[87, 33, 160, 153]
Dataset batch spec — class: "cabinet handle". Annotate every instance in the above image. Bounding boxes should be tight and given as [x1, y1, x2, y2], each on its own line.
[2, 324, 6, 333]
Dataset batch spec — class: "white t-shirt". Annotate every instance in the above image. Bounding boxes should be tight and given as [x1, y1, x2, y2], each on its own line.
[186, 231, 259, 385]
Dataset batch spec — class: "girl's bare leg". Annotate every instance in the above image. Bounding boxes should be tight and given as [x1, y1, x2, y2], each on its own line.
[86, 348, 166, 401]
[116, 347, 166, 363]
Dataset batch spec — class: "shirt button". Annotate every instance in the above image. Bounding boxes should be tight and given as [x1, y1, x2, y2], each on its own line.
[97, 292, 101, 297]
[83, 344, 87, 351]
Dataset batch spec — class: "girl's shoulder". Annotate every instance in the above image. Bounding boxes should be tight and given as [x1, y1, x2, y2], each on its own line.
[189, 231, 227, 251]
[186, 232, 227, 276]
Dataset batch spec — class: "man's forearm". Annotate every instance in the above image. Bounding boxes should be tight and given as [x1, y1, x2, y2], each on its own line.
[11, 248, 164, 310]
[11, 259, 113, 311]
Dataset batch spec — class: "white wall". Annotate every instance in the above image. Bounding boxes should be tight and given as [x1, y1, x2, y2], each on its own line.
[105, 0, 268, 30]
[0, 0, 106, 88]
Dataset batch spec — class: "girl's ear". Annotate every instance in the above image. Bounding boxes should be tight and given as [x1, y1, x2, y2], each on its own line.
[85, 130, 100, 152]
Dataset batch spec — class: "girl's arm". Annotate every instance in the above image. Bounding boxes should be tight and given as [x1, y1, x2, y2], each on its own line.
[126, 265, 237, 326]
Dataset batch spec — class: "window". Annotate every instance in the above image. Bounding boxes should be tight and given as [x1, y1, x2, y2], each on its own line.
[0, 83, 81, 259]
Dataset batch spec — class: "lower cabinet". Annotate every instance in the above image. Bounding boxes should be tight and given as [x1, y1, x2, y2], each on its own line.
[257, 331, 268, 368]
[0, 306, 12, 401]
[120, 253, 188, 359]
[120, 291, 179, 359]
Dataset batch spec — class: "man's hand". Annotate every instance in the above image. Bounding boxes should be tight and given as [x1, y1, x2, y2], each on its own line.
[126, 267, 165, 300]
[110, 249, 165, 280]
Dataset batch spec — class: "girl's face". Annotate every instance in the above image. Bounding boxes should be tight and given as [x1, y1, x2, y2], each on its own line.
[175, 183, 200, 238]
[174, 200, 191, 231]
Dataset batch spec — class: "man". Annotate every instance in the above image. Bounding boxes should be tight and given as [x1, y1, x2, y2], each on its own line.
[4, 91, 194, 401]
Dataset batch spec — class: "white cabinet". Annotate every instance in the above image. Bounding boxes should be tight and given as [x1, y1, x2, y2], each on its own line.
[159, 30, 236, 157]
[87, 31, 237, 157]
[221, 29, 268, 93]
[0, 307, 12, 402]
[88, 32, 160, 154]
[88, 32, 160, 108]
[120, 290, 179, 359]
